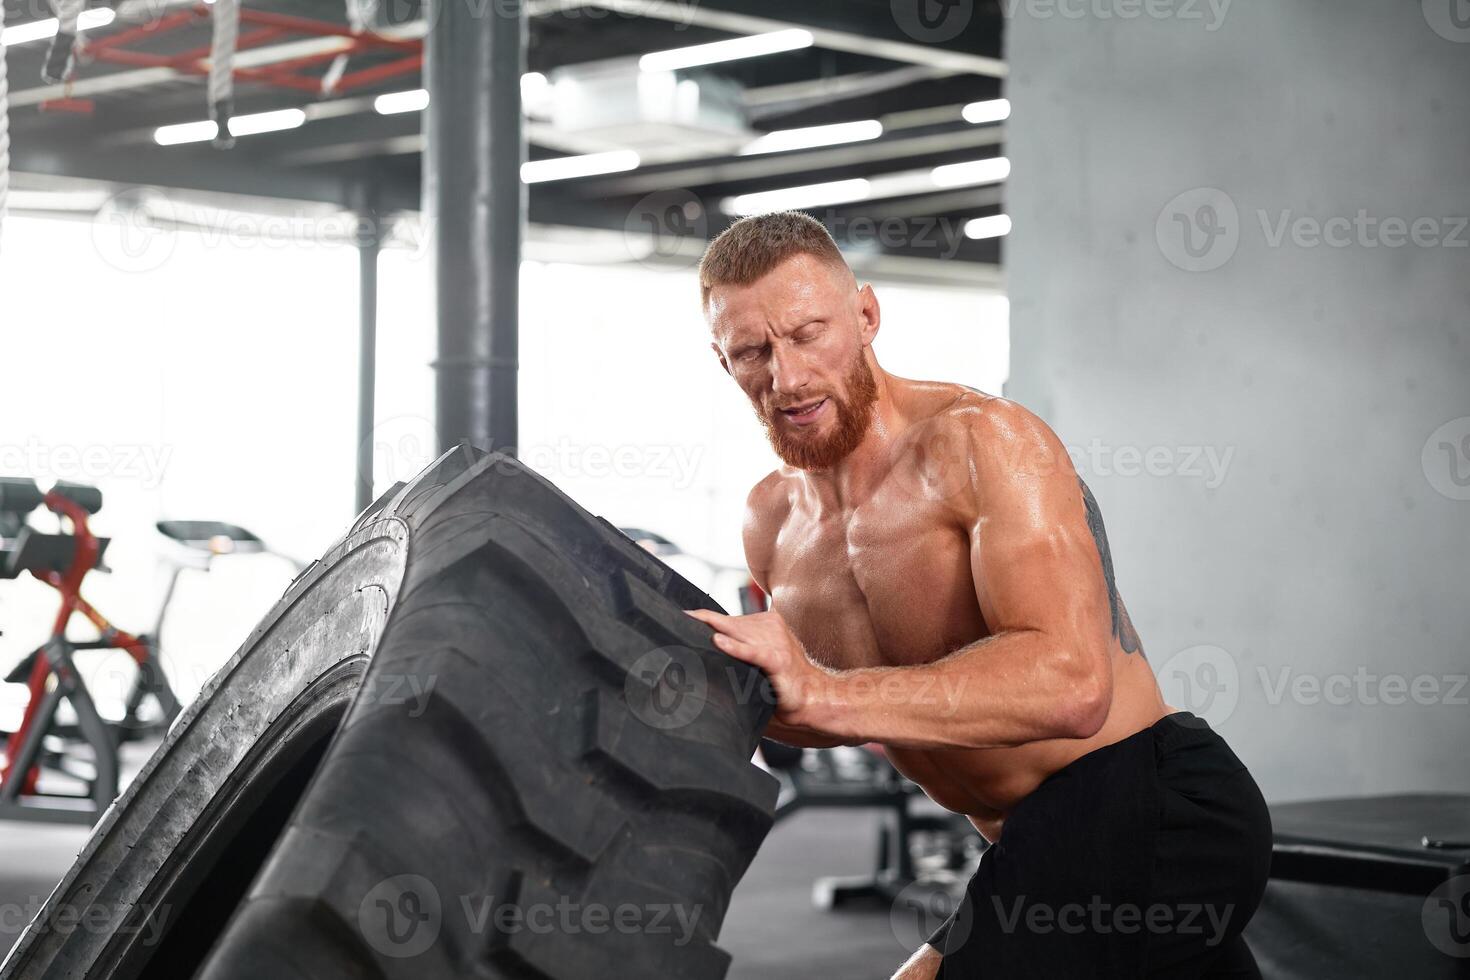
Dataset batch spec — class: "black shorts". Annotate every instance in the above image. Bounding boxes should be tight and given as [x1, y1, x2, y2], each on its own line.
[927, 710, 1272, 978]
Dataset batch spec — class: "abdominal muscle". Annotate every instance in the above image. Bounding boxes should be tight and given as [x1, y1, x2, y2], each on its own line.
[882, 652, 1172, 844]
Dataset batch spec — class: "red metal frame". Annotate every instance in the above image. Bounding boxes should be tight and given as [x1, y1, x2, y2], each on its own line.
[0, 492, 150, 795]
[47, 4, 422, 110]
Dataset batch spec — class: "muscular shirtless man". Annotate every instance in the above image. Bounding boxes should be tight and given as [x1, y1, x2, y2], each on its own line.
[684, 212, 1272, 979]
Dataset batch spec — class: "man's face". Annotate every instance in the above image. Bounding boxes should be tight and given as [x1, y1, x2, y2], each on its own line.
[707, 252, 881, 470]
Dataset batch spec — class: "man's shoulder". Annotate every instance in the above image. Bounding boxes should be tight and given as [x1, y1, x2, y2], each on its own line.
[914, 385, 1065, 466]
[745, 467, 795, 527]
[900, 385, 1075, 513]
[742, 469, 794, 586]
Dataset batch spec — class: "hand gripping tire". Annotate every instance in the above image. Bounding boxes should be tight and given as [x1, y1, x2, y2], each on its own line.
[1, 447, 778, 980]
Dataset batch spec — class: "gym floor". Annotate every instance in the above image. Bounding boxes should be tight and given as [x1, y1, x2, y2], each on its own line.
[0, 808, 907, 979]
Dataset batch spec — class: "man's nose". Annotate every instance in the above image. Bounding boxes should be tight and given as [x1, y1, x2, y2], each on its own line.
[768, 344, 812, 396]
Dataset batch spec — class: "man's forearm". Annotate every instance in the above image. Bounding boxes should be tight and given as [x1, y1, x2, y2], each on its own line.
[764, 718, 853, 749]
[805, 628, 1109, 751]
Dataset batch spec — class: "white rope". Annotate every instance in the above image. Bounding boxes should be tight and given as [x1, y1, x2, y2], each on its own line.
[0, 0, 10, 248]
[322, 0, 374, 95]
[42, 0, 85, 83]
[208, 0, 239, 147]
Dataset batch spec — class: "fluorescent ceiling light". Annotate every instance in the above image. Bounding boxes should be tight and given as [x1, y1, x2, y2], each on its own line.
[639, 29, 813, 72]
[225, 108, 306, 137]
[373, 74, 550, 116]
[965, 214, 1012, 240]
[154, 108, 305, 146]
[962, 98, 1010, 125]
[375, 89, 429, 114]
[2, 7, 114, 45]
[521, 71, 550, 106]
[931, 156, 1010, 188]
[722, 178, 872, 216]
[154, 120, 221, 146]
[740, 120, 883, 156]
[521, 150, 641, 184]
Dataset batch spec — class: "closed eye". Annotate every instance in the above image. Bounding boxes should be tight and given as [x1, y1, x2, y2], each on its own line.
[793, 321, 824, 342]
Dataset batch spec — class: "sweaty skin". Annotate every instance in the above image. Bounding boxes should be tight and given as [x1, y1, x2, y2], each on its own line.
[690, 251, 1171, 851]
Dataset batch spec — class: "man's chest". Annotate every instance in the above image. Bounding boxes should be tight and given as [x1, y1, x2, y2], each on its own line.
[764, 497, 989, 670]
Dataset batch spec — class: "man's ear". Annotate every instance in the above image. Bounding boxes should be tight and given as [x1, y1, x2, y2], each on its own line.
[856, 283, 880, 347]
[711, 341, 731, 376]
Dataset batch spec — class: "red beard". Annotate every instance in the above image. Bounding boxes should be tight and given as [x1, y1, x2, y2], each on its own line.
[755, 355, 879, 470]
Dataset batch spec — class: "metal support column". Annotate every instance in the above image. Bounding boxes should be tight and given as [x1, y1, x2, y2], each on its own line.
[353, 183, 380, 514]
[424, 0, 525, 456]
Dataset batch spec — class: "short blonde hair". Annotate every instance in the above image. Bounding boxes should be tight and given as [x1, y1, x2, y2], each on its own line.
[698, 211, 850, 307]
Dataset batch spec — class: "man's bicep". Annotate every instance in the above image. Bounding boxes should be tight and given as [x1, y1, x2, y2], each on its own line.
[741, 474, 784, 593]
[965, 420, 1113, 643]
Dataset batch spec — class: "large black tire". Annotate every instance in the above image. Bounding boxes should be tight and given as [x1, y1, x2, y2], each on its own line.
[1, 447, 778, 980]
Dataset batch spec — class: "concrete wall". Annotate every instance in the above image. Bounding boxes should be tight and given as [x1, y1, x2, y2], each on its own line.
[1003, 0, 1470, 801]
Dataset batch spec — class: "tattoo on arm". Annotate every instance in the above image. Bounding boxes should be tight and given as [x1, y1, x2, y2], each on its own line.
[1078, 478, 1144, 656]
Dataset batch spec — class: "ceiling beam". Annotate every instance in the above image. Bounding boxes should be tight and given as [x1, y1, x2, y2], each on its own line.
[585, 123, 1004, 196]
[578, 0, 1006, 77]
